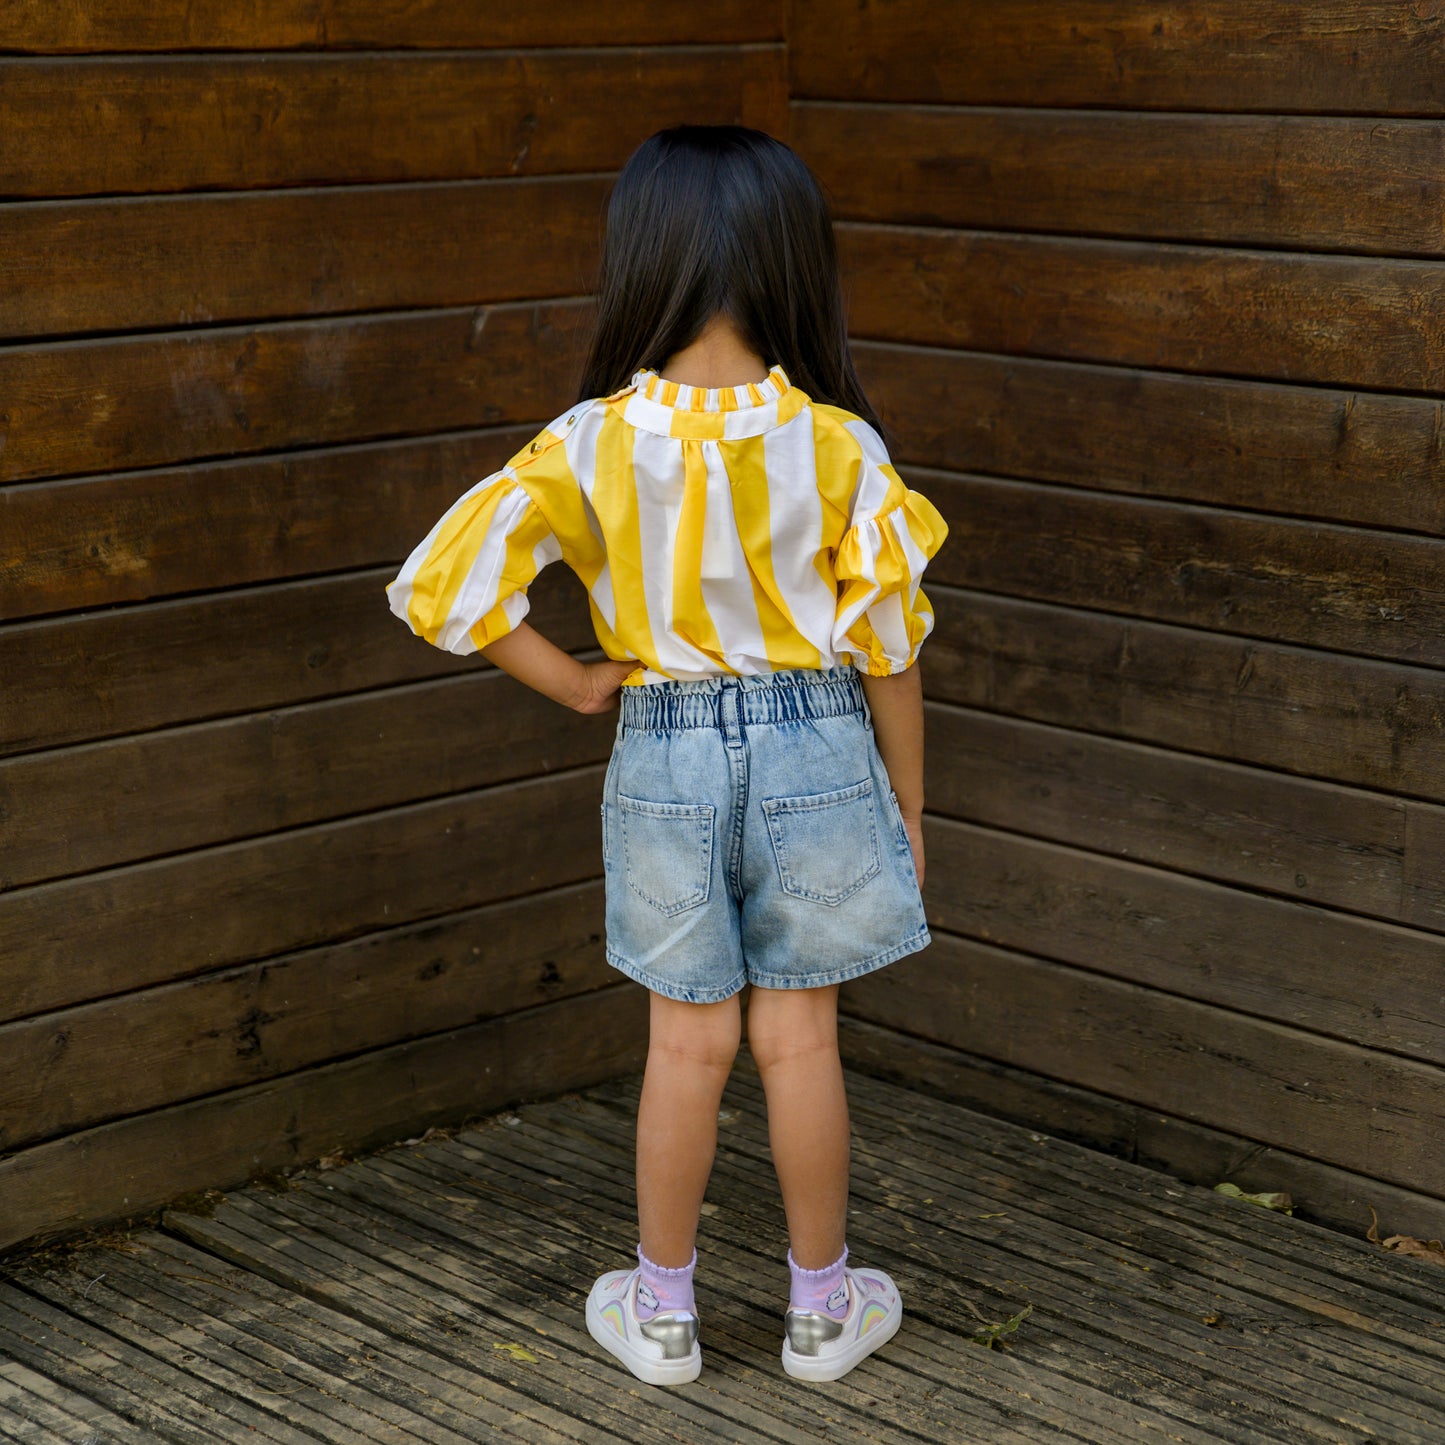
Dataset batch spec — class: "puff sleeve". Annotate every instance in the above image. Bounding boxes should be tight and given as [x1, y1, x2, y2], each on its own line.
[830, 434, 947, 677]
[386, 473, 563, 655]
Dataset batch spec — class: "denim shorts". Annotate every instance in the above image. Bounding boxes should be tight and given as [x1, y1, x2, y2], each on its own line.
[599, 665, 931, 1003]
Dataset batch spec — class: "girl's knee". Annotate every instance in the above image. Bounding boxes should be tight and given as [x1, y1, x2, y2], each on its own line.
[648, 990, 742, 1070]
[745, 984, 840, 1072]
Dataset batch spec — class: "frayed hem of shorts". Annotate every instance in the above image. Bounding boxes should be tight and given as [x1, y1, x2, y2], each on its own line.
[745, 926, 932, 991]
[605, 947, 747, 1004]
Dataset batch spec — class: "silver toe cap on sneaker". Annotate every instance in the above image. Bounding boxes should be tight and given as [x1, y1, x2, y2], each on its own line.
[640, 1311, 699, 1360]
[784, 1308, 845, 1356]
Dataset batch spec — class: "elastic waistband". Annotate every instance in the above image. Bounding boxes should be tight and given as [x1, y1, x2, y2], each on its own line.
[620, 665, 865, 731]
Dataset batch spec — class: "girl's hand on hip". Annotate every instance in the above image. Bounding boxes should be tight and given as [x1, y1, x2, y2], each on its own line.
[903, 815, 925, 890]
[574, 658, 641, 714]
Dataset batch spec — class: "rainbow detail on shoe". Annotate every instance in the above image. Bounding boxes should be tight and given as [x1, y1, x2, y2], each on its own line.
[597, 1299, 628, 1338]
[585, 1264, 702, 1386]
[782, 1265, 903, 1382]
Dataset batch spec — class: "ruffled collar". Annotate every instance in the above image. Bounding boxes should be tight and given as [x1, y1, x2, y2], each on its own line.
[629, 363, 791, 414]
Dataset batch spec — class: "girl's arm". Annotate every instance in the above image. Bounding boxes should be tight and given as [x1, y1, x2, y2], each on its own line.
[481, 622, 638, 714]
[859, 664, 926, 888]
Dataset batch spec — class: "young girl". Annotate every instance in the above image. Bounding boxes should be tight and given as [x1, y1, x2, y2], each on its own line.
[387, 124, 946, 1388]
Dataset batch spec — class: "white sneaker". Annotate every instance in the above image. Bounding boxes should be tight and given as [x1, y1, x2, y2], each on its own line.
[586, 1265, 702, 1386]
[781, 1266, 903, 1381]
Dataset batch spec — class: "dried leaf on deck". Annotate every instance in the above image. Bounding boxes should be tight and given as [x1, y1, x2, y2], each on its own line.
[1366, 1206, 1445, 1267]
[493, 1341, 539, 1363]
[1213, 1182, 1293, 1213]
[968, 1303, 1032, 1349]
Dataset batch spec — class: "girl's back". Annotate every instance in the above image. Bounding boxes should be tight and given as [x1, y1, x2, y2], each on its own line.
[387, 357, 944, 686]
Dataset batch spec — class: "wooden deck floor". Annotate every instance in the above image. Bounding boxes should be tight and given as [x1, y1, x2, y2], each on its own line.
[2, 1052, 1443, 1444]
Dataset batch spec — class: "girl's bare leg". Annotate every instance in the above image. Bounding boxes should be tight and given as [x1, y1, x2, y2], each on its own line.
[745, 983, 849, 1268]
[635, 990, 742, 1267]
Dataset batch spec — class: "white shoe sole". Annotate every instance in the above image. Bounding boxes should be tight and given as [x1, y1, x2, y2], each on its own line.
[781, 1300, 903, 1382]
[586, 1291, 702, 1386]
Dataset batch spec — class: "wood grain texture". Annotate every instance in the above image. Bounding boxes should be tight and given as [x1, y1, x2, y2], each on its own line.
[923, 471, 1445, 669]
[0, 47, 785, 197]
[427, 1081, 1445, 1425]
[0, 298, 595, 485]
[0, 983, 646, 1253]
[0, 767, 605, 1020]
[0, 1360, 156, 1445]
[2, 426, 534, 619]
[279, 1114, 1432, 1440]
[854, 341, 1445, 535]
[0, 566, 594, 756]
[794, 102, 1445, 257]
[921, 816, 1445, 1066]
[846, 930, 1445, 1198]
[0, 871, 595, 1030]
[12, 1232, 631, 1445]
[790, 0, 1445, 114]
[0, 0, 783, 52]
[0, 179, 607, 341]
[838, 1018, 1445, 1245]
[926, 586, 1445, 805]
[6, 1238, 585, 1445]
[840, 224, 1445, 393]
[0, 669, 612, 888]
[0, 881, 607, 1148]
[926, 702, 1445, 935]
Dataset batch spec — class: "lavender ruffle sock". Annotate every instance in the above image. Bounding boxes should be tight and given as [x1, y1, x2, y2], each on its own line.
[635, 1242, 697, 1321]
[788, 1243, 850, 1319]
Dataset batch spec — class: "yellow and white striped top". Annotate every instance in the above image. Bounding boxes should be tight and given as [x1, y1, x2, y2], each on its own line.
[386, 363, 947, 684]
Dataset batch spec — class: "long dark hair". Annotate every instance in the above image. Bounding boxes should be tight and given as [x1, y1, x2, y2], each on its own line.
[576, 124, 887, 442]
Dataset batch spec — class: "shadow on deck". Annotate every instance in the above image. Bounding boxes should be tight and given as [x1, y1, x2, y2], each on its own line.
[2, 1051, 1443, 1443]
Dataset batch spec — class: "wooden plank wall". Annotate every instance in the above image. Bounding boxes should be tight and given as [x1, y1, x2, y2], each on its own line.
[0, 4, 785, 1252]
[792, 0, 1445, 1242]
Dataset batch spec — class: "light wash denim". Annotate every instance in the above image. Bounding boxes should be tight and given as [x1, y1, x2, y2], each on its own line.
[600, 665, 930, 1003]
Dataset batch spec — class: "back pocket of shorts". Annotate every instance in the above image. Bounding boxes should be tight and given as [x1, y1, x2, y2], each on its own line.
[619, 794, 715, 917]
[762, 779, 880, 906]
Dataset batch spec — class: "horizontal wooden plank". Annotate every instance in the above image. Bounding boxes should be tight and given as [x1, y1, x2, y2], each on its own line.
[923, 471, 1445, 669]
[926, 586, 1445, 804]
[789, 0, 1445, 115]
[925, 702, 1445, 935]
[795, 103, 1445, 257]
[0, 866, 599, 1031]
[0, 297, 593, 484]
[0, 667, 611, 888]
[0, 766, 606, 1017]
[2, 427, 535, 620]
[838, 1017, 1445, 1245]
[0, 565, 594, 756]
[0, 881, 607, 1148]
[855, 340, 1445, 535]
[847, 929, 1445, 1199]
[0, 47, 785, 197]
[841, 224, 1445, 394]
[0, 983, 645, 1254]
[921, 816, 1445, 1065]
[1, 178, 606, 341]
[0, 1, 783, 52]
